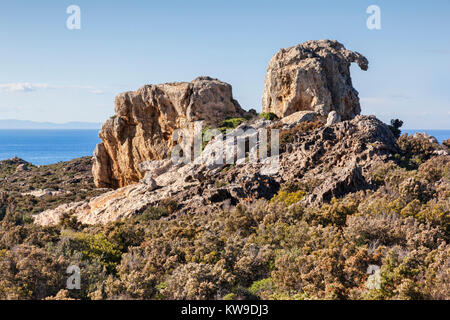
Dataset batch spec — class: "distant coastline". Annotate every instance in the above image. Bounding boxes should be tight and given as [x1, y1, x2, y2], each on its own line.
[0, 119, 101, 130]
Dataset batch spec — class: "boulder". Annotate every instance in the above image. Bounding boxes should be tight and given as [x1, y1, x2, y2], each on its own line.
[262, 40, 368, 120]
[280, 111, 318, 125]
[326, 111, 341, 126]
[443, 139, 450, 148]
[15, 163, 29, 173]
[93, 77, 246, 189]
[413, 132, 439, 144]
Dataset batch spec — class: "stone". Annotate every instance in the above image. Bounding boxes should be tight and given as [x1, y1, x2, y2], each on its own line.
[22, 189, 70, 198]
[278, 115, 397, 205]
[413, 132, 439, 145]
[306, 163, 369, 204]
[34, 116, 398, 226]
[434, 150, 449, 156]
[262, 40, 368, 120]
[139, 159, 174, 179]
[326, 111, 341, 126]
[443, 139, 450, 148]
[92, 76, 246, 189]
[280, 111, 318, 125]
[15, 163, 29, 172]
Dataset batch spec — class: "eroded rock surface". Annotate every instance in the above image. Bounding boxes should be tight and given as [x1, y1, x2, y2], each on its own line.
[262, 40, 368, 120]
[93, 77, 245, 189]
[280, 111, 318, 125]
[35, 116, 398, 226]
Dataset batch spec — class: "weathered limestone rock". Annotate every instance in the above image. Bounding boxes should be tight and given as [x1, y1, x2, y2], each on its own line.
[443, 139, 450, 148]
[35, 116, 399, 226]
[15, 163, 29, 173]
[278, 115, 397, 205]
[413, 132, 439, 145]
[262, 40, 368, 120]
[280, 111, 318, 125]
[326, 111, 341, 126]
[93, 77, 245, 189]
[22, 189, 70, 198]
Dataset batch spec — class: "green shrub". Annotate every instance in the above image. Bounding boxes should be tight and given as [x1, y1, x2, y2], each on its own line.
[201, 118, 246, 150]
[260, 112, 278, 121]
[219, 117, 246, 131]
[248, 278, 274, 299]
[222, 293, 237, 300]
[396, 133, 440, 170]
[388, 119, 403, 139]
[139, 206, 170, 221]
[61, 231, 122, 273]
[139, 198, 178, 221]
[214, 179, 229, 188]
[270, 190, 306, 206]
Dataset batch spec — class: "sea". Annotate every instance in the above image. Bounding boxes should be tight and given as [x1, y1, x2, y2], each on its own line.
[0, 130, 100, 165]
[0, 129, 448, 166]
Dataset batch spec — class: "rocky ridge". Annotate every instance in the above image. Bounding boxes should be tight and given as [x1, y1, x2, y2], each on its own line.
[35, 115, 399, 226]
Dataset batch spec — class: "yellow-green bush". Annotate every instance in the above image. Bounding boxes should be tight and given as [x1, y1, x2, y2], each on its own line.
[270, 190, 306, 206]
[61, 231, 122, 273]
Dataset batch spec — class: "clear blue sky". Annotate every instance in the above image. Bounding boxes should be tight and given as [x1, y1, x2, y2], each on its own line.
[0, 0, 449, 129]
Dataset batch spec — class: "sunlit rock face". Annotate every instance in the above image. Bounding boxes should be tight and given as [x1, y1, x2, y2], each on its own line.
[92, 76, 245, 189]
[262, 39, 368, 120]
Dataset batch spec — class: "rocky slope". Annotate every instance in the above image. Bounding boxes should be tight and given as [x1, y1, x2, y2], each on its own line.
[2, 39, 449, 301]
[35, 115, 398, 226]
[0, 157, 104, 219]
[33, 40, 448, 229]
[262, 39, 368, 119]
[2, 138, 448, 300]
[93, 76, 246, 189]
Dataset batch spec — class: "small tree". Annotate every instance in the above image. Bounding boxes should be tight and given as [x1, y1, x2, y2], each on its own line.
[389, 119, 404, 139]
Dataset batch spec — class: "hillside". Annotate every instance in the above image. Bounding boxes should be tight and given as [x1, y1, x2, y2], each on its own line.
[0, 119, 448, 300]
[0, 40, 448, 300]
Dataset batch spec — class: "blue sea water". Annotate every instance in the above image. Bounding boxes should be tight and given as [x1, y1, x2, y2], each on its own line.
[0, 130, 100, 165]
[0, 129, 448, 166]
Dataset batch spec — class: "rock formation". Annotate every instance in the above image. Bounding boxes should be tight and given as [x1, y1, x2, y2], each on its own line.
[280, 111, 318, 125]
[35, 115, 398, 226]
[92, 40, 369, 190]
[93, 77, 246, 189]
[33, 40, 413, 226]
[326, 111, 341, 126]
[262, 40, 368, 120]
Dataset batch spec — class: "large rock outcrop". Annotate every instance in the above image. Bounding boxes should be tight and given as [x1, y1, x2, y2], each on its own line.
[262, 39, 368, 120]
[35, 115, 399, 226]
[93, 77, 245, 189]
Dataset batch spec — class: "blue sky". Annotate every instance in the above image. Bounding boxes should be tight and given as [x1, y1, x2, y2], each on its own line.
[0, 0, 449, 129]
